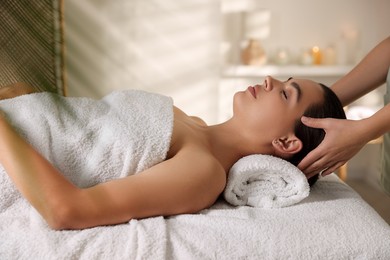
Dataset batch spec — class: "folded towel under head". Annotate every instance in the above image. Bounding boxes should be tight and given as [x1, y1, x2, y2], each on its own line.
[224, 154, 310, 208]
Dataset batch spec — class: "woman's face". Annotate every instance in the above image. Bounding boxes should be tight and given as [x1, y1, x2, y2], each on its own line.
[233, 76, 324, 141]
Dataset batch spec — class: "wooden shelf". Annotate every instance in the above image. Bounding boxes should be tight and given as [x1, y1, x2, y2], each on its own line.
[222, 65, 353, 78]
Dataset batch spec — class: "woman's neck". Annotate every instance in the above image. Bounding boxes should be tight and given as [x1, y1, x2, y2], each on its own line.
[171, 106, 274, 172]
[205, 120, 274, 172]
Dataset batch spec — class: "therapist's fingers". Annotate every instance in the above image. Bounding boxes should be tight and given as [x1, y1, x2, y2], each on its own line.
[297, 142, 329, 175]
[301, 116, 331, 130]
[320, 161, 346, 177]
[304, 161, 329, 179]
[304, 157, 347, 179]
[298, 116, 330, 169]
[300, 152, 337, 178]
[298, 150, 322, 173]
[303, 156, 343, 178]
[298, 116, 344, 177]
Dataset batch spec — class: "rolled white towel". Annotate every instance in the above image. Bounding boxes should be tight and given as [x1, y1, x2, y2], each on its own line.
[224, 154, 310, 208]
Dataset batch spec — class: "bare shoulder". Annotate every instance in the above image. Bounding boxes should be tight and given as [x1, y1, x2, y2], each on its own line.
[161, 146, 227, 209]
[177, 147, 227, 193]
[0, 82, 40, 100]
[190, 116, 207, 126]
[148, 107, 227, 211]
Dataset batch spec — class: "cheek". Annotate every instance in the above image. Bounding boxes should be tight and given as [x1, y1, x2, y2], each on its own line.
[247, 107, 287, 132]
[254, 108, 297, 135]
[256, 111, 285, 129]
[233, 94, 296, 134]
[253, 100, 285, 122]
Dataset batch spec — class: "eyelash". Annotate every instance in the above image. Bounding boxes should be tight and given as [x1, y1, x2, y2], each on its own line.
[282, 77, 292, 100]
[282, 90, 288, 99]
[282, 77, 293, 100]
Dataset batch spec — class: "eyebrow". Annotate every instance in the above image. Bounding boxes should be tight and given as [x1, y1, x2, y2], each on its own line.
[290, 81, 302, 103]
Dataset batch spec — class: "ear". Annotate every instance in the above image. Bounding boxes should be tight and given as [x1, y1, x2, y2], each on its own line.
[272, 135, 303, 156]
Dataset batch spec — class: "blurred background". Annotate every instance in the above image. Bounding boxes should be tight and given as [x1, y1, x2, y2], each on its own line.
[63, 0, 390, 220]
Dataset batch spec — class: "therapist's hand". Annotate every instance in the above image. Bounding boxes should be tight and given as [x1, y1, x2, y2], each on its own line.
[298, 116, 369, 179]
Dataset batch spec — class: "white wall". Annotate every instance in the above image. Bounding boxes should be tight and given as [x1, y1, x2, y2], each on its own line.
[64, 0, 221, 123]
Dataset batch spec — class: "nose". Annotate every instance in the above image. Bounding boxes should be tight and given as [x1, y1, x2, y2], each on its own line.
[263, 76, 274, 91]
[263, 76, 284, 92]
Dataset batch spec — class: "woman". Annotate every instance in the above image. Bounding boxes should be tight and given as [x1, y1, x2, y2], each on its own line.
[0, 76, 345, 230]
[298, 36, 390, 195]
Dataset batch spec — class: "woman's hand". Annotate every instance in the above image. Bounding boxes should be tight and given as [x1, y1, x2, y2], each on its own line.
[298, 116, 370, 178]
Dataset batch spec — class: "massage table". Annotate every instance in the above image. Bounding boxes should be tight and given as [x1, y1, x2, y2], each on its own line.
[1, 174, 389, 259]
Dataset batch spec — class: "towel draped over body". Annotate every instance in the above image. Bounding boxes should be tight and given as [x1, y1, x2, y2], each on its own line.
[0, 89, 173, 212]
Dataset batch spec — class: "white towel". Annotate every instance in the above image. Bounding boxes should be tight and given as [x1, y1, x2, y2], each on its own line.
[0, 89, 173, 218]
[223, 154, 310, 208]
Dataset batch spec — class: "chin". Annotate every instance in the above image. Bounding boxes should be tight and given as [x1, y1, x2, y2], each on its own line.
[232, 92, 242, 114]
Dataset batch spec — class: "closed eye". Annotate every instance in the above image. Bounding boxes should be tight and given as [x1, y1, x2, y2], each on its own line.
[282, 90, 288, 99]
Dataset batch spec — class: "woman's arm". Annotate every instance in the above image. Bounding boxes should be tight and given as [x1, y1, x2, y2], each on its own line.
[332, 36, 390, 106]
[0, 82, 39, 100]
[0, 116, 225, 230]
[0, 114, 80, 229]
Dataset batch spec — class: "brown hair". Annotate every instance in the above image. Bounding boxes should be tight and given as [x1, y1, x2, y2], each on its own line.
[288, 83, 346, 186]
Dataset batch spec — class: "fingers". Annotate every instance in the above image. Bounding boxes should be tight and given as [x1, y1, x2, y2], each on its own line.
[304, 161, 346, 180]
[297, 148, 323, 174]
[298, 149, 344, 178]
[298, 116, 332, 172]
[301, 116, 329, 129]
[321, 162, 346, 177]
[298, 116, 353, 180]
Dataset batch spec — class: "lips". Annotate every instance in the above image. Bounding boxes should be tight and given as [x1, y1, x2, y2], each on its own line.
[248, 86, 256, 98]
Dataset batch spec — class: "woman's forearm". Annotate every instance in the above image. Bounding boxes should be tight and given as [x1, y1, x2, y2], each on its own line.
[332, 36, 390, 106]
[0, 116, 80, 229]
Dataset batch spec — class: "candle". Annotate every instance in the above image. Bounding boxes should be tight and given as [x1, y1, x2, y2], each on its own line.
[311, 46, 322, 65]
[323, 45, 337, 65]
[274, 48, 290, 65]
[300, 49, 313, 66]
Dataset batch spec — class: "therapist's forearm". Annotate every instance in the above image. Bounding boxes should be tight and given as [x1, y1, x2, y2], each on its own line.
[363, 104, 390, 141]
[332, 36, 390, 106]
